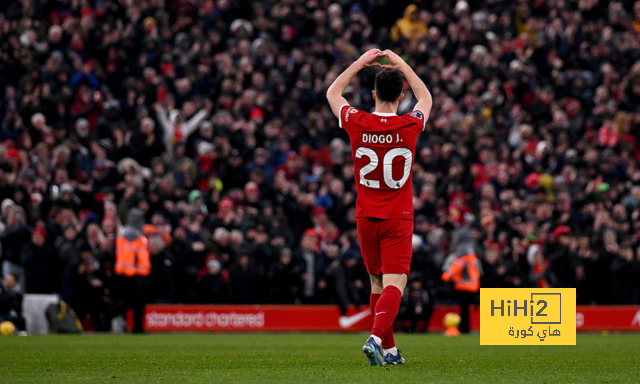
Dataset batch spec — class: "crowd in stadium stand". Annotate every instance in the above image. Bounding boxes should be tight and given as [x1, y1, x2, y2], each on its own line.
[2, 0, 640, 330]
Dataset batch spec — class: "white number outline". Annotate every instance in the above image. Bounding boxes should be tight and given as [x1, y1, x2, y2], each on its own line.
[356, 147, 412, 189]
[355, 147, 380, 188]
[383, 148, 412, 189]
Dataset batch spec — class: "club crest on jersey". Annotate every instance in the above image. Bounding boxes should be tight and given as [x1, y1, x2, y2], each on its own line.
[410, 111, 423, 119]
[345, 108, 358, 122]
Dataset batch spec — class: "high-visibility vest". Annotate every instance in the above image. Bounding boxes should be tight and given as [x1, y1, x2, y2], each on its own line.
[442, 253, 480, 293]
[115, 235, 151, 277]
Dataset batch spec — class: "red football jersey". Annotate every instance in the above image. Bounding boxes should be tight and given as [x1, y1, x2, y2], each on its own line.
[339, 104, 425, 220]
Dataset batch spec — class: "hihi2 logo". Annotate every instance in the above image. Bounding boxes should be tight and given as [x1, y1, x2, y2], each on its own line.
[480, 288, 576, 345]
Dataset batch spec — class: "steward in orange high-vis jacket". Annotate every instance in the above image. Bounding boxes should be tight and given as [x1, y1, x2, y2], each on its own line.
[107, 209, 150, 333]
[115, 233, 150, 276]
[441, 227, 482, 333]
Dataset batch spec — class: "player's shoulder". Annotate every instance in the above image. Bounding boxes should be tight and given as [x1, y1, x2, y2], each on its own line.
[342, 105, 369, 118]
[401, 109, 426, 131]
[340, 105, 371, 130]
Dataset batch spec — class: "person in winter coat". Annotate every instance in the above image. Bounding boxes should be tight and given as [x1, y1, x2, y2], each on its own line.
[267, 248, 304, 304]
[21, 227, 58, 294]
[148, 235, 176, 304]
[1, 200, 30, 290]
[325, 250, 363, 315]
[228, 251, 259, 304]
[389, 5, 428, 50]
[199, 255, 230, 304]
[399, 274, 432, 333]
[0, 273, 26, 330]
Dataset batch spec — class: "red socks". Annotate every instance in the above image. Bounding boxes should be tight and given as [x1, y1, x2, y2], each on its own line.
[370, 293, 380, 321]
[371, 293, 396, 349]
[370, 286, 401, 344]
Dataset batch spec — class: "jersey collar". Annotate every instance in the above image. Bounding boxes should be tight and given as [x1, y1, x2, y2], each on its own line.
[372, 111, 397, 116]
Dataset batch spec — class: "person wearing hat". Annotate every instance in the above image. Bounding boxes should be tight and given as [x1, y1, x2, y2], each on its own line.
[195, 142, 218, 188]
[246, 147, 272, 177]
[267, 248, 304, 304]
[325, 249, 364, 315]
[56, 182, 80, 211]
[228, 250, 260, 304]
[305, 175, 321, 193]
[108, 209, 150, 333]
[274, 151, 300, 181]
[21, 226, 57, 294]
[220, 149, 249, 190]
[544, 226, 583, 290]
[198, 121, 214, 141]
[199, 255, 229, 304]
[390, 4, 428, 50]
[188, 189, 204, 206]
[244, 181, 261, 212]
[311, 205, 328, 227]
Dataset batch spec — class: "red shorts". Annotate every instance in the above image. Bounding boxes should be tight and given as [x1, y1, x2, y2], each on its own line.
[356, 217, 413, 276]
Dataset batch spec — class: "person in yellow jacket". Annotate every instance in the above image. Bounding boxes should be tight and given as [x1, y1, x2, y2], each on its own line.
[390, 4, 428, 51]
[441, 227, 481, 333]
[108, 209, 150, 333]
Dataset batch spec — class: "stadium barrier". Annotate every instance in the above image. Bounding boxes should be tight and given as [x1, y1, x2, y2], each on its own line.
[136, 304, 640, 332]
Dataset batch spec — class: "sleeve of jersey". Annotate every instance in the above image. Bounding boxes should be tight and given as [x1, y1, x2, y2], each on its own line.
[409, 109, 427, 131]
[338, 104, 350, 130]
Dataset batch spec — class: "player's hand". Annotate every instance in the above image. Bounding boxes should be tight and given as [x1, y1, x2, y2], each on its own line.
[355, 49, 384, 69]
[380, 49, 407, 70]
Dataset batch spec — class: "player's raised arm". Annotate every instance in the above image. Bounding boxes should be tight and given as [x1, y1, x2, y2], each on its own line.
[326, 49, 384, 118]
[381, 50, 433, 121]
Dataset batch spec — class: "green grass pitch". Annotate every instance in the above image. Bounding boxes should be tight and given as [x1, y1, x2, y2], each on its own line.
[0, 333, 638, 383]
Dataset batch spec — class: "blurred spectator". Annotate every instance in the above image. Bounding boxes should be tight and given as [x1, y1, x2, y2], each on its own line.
[109, 209, 150, 333]
[72, 242, 109, 331]
[0, 273, 26, 331]
[295, 229, 320, 303]
[390, 5, 428, 51]
[1, 200, 30, 291]
[267, 248, 303, 304]
[442, 227, 480, 334]
[21, 227, 57, 294]
[228, 251, 259, 304]
[610, 246, 640, 304]
[199, 255, 230, 304]
[399, 274, 432, 333]
[148, 234, 176, 304]
[324, 249, 365, 315]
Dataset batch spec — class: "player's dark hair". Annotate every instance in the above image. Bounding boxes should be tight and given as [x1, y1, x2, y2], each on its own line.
[374, 68, 404, 102]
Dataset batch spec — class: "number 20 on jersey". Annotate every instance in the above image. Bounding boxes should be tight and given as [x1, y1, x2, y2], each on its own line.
[356, 147, 412, 190]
